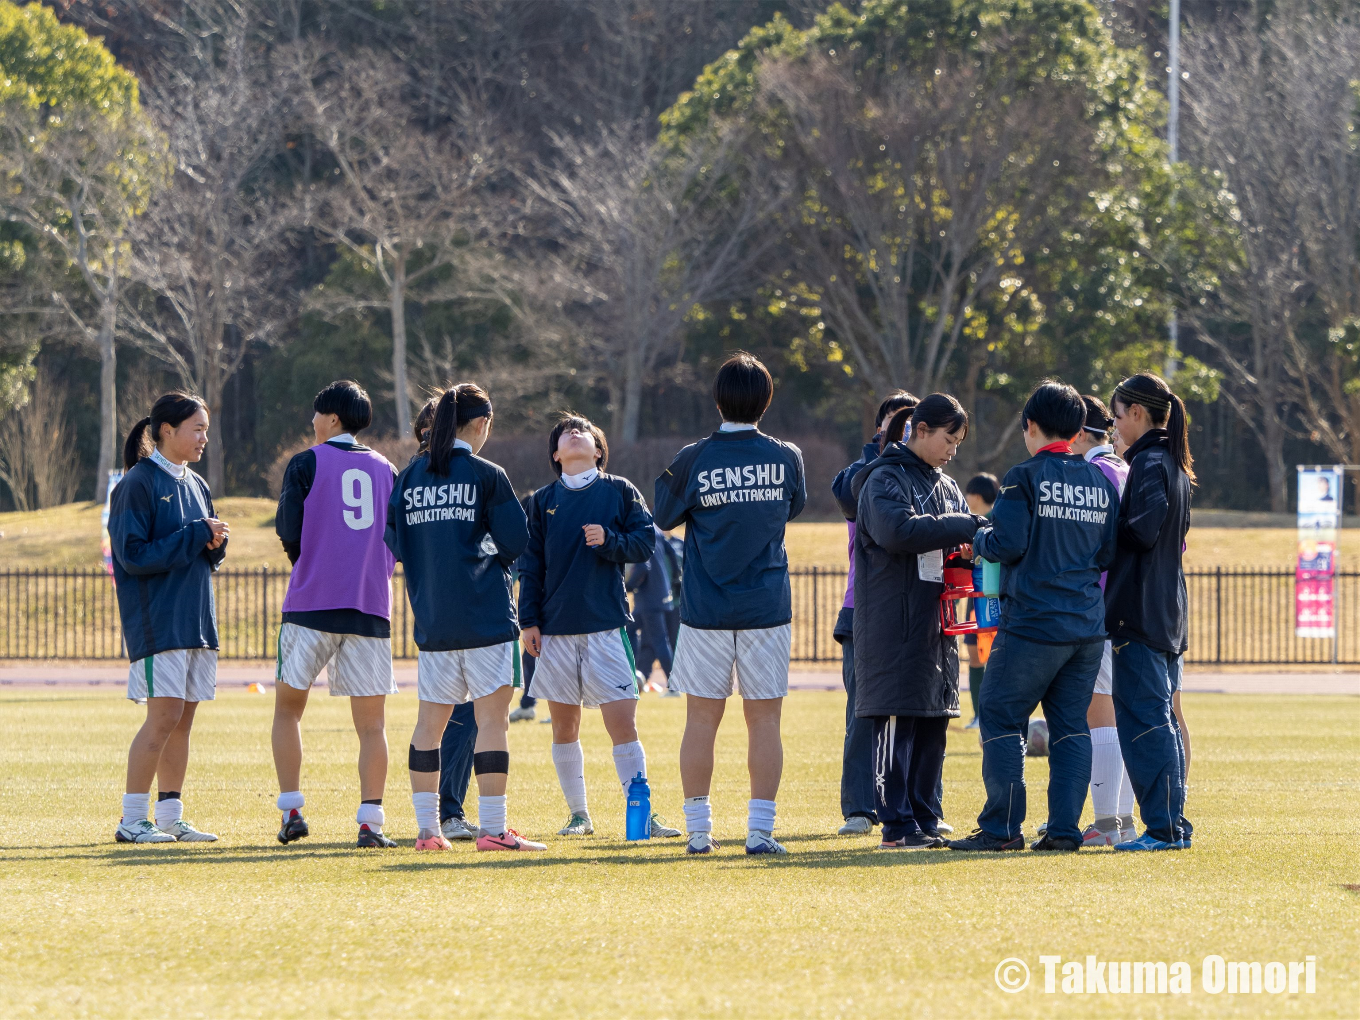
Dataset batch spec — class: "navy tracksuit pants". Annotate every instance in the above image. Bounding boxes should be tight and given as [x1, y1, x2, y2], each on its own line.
[1111, 640, 1192, 844]
[871, 714, 948, 840]
[977, 630, 1102, 842]
[633, 610, 674, 678]
[839, 637, 878, 821]
[438, 700, 477, 823]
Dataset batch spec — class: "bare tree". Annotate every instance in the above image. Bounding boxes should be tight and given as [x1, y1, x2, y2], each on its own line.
[525, 122, 791, 441]
[294, 46, 507, 436]
[120, 18, 296, 493]
[0, 103, 165, 499]
[0, 375, 80, 510]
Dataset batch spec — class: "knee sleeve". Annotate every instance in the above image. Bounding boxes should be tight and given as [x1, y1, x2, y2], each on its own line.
[473, 750, 510, 775]
[408, 744, 441, 773]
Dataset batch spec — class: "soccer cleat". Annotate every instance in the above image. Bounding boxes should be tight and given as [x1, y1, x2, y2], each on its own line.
[1114, 832, 1180, 852]
[946, 828, 1025, 852]
[649, 813, 682, 838]
[440, 816, 478, 841]
[476, 828, 547, 851]
[686, 832, 718, 854]
[277, 809, 309, 845]
[415, 833, 452, 851]
[357, 824, 397, 848]
[1081, 824, 1123, 847]
[745, 830, 788, 855]
[162, 819, 218, 842]
[1031, 833, 1080, 852]
[879, 832, 944, 850]
[115, 818, 175, 844]
[642, 678, 665, 694]
[964, 717, 980, 730]
[660, 688, 682, 698]
[1177, 834, 1192, 849]
[1036, 820, 1048, 837]
[508, 706, 536, 722]
[935, 820, 953, 834]
[838, 815, 873, 836]
[558, 813, 594, 836]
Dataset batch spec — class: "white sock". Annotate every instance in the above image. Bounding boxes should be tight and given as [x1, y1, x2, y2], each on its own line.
[412, 791, 439, 834]
[1089, 727, 1123, 824]
[551, 741, 589, 816]
[121, 792, 150, 825]
[479, 795, 507, 836]
[611, 740, 646, 793]
[747, 798, 777, 835]
[153, 798, 183, 830]
[683, 795, 712, 835]
[1117, 760, 1135, 818]
[277, 790, 304, 819]
[356, 802, 384, 832]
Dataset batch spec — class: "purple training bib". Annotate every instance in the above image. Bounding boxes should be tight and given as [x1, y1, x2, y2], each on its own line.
[282, 443, 396, 618]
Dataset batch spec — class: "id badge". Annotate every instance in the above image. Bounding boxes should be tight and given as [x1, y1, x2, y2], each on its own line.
[917, 548, 944, 583]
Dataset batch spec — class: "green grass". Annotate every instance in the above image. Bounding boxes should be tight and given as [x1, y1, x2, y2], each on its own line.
[1, 690, 1356, 1018]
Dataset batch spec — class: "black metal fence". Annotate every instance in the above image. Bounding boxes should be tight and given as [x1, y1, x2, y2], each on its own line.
[0, 567, 1356, 665]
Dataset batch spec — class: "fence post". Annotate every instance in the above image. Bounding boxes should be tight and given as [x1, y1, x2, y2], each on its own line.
[1215, 566, 1222, 664]
[261, 565, 269, 661]
[812, 568, 819, 662]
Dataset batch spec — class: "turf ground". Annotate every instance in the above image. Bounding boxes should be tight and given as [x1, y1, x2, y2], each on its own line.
[1, 688, 1356, 1018]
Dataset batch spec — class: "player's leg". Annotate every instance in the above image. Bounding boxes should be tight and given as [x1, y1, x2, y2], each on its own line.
[120, 694, 187, 843]
[1035, 641, 1101, 850]
[1171, 661, 1192, 847]
[438, 700, 478, 840]
[1110, 641, 1184, 850]
[271, 623, 337, 844]
[679, 694, 725, 852]
[409, 697, 456, 849]
[349, 695, 393, 847]
[549, 702, 592, 834]
[465, 641, 544, 851]
[1086, 639, 1135, 844]
[838, 633, 879, 836]
[152, 650, 219, 842]
[905, 717, 950, 845]
[734, 624, 790, 855]
[965, 637, 984, 728]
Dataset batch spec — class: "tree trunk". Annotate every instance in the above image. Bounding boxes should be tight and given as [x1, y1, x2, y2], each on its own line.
[1262, 406, 1288, 513]
[619, 342, 644, 443]
[94, 291, 118, 502]
[390, 257, 412, 438]
[204, 372, 226, 495]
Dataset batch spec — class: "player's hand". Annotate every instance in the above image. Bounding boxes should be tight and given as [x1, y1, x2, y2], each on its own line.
[205, 518, 229, 550]
[521, 626, 542, 657]
[582, 524, 606, 547]
[958, 543, 973, 560]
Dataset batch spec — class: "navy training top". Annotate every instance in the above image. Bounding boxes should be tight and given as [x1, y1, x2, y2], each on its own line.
[384, 449, 529, 651]
[652, 428, 806, 630]
[518, 473, 655, 635]
[108, 458, 226, 662]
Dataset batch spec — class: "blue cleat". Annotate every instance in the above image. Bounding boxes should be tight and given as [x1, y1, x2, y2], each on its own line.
[1114, 832, 1180, 852]
[745, 830, 788, 855]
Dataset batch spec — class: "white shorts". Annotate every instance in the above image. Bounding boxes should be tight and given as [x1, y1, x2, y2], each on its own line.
[277, 623, 396, 698]
[534, 629, 639, 707]
[417, 641, 518, 705]
[669, 624, 791, 701]
[127, 648, 217, 702]
[1094, 640, 1113, 696]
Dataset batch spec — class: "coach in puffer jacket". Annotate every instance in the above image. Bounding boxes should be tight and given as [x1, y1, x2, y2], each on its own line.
[850, 394, 985, 846]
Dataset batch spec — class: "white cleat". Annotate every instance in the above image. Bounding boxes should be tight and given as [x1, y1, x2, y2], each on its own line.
[441, 816, 479, 841]
[115, 818, 175, 843]
[935, 820, 953, 834]
[558, 813, 594, 835]
[686, 832, 719, 854]
[161, 819, 218, 842]
[649, 814, 682, 837]
[838, 816, 873, 836]
[745, 830, 788, 855]
[508, 706, 536, 722]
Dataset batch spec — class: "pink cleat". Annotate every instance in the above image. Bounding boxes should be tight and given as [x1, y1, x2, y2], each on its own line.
[476, 828, 547, 852]
[1080, 824, 1121, 847]
[415, 834, 452, 851]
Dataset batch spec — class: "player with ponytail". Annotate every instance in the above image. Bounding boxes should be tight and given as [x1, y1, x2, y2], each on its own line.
[109, 392, 227, 843]
[1105, 373, 1194, 851]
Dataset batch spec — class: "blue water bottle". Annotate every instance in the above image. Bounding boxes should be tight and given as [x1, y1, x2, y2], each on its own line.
[625, 773, 651, 841]
[972, 563, 1001, 629]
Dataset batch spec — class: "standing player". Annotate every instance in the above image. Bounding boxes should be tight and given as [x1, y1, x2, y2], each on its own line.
[961, 473, 999, 730]
[518, 414, 681, 838]
[273, 381, 398, 848]
[653, 353, 807, 855]
[386, 384, 543, 852]
[110, 393, 227, 843]
[1070, 396, 1136, 845]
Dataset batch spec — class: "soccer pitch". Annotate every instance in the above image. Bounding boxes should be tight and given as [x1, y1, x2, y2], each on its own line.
[1, 689, 1356, 1019]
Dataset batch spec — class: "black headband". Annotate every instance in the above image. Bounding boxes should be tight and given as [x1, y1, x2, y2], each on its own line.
[461, 400, 492, 420]
[1115, 383, 1171, 414]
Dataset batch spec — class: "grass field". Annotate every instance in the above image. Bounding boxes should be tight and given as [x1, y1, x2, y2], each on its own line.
[0, 498, 1313, 570]
[1, 688, 1356, 1018]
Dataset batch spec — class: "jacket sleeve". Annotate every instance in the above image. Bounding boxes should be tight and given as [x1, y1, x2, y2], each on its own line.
[275, 451, 315, 566]
[384, 475, 403, 563]
[516, 493, 547, 630]
[653, 448, 694, 531]
[1118, 455, 1170, 552]
[831, 462, 859, 520]
[973, 468, 1031, 565]
[594, 481, 656, 564]
[202, 482, 227, 571]
[109, 474, 212, 576]
[487, 469, 529, 567]
[858, 469, 979, 556]
[787, 445, 807, 521]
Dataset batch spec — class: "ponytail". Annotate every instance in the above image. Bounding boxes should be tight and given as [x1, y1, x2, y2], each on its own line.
[1113, 373, 1195, 484]
[122, 392, 207, 469]
[427, 382, 493, 476]
[880, 406, 912, 452]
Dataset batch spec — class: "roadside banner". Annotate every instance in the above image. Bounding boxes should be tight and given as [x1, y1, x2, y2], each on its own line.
[1296, 466, 1341, 638]
[101, 470, 123, 577]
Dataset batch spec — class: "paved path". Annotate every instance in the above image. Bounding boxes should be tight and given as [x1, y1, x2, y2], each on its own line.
[0, 664, 1355, 695]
